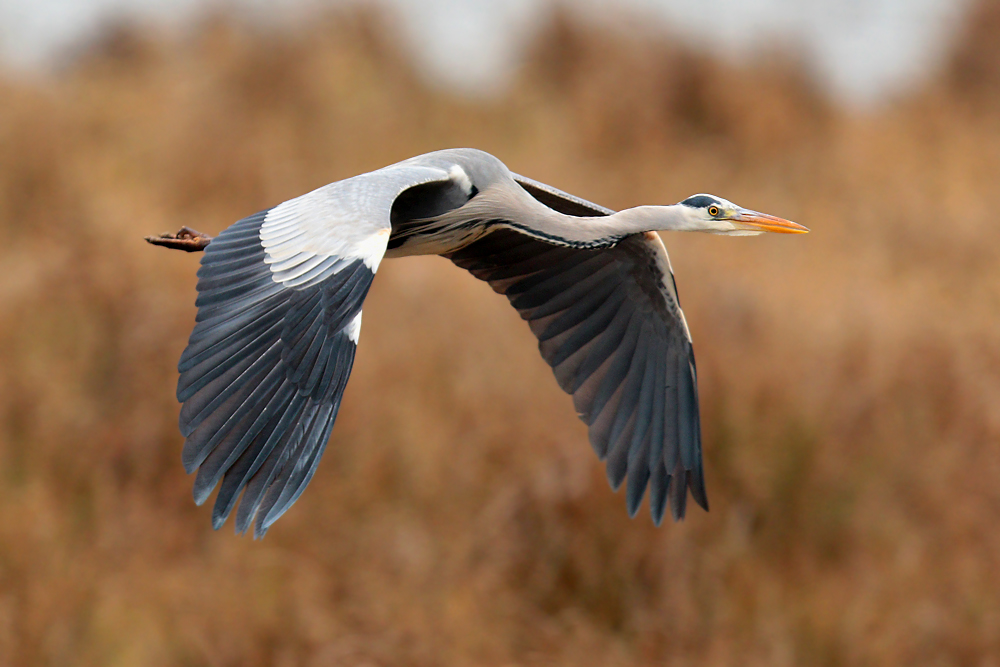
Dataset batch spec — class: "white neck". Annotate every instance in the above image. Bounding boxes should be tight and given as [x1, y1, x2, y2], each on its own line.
[607, 205, 706, 233]
[504, 204, 700, 249]
[430, 184, 706, 250]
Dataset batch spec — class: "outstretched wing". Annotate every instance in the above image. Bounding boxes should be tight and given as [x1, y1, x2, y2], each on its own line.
[177, 163, 460, 537]
[446, 176, 706, 524]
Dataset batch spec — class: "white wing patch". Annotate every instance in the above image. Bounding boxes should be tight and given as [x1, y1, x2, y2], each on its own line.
[258, 163, 455, 288]
[345, 311, 363, 344]
[448, 165, 474, 195]
[260, 192, 389, 288]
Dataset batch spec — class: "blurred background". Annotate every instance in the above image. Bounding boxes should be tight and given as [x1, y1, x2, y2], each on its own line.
[1, 0, 999, 664]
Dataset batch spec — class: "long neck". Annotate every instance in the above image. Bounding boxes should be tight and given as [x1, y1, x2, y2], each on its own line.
[607, 205, 700, 233]
[505, 203, 694, 249]
[428, 183, 694, 250]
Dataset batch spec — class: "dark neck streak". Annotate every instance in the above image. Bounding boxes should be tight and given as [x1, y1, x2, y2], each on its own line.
[491, 219, 627, 250]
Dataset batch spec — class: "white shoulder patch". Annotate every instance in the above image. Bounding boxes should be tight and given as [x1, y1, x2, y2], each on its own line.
[449, 165, 474, 196]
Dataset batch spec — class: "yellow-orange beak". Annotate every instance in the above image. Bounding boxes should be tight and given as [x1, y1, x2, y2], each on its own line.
[733, 210, 810, 234]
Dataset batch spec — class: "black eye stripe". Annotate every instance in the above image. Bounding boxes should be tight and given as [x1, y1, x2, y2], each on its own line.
[681, 195, 720, 209]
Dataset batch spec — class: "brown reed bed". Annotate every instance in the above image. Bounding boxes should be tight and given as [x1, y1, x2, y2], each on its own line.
[0, 5, 999, 665]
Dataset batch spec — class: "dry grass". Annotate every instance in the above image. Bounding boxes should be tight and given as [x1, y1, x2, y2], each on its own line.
[1, 4, 1000, 665]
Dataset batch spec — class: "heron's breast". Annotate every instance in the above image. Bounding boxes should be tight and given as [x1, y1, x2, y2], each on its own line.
[384, 219, 489, 258]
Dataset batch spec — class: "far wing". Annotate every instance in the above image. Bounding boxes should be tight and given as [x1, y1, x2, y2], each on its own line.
[449, 178, 706, 523]
[511, 173, 615, 217]
[178, 164, 458, 537]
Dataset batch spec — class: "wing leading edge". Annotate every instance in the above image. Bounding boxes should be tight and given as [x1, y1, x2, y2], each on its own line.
[446, 176, 706, 523]
[177, 163, 463, 537]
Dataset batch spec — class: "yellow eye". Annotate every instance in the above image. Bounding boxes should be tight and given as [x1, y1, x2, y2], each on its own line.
[707, 205, 720, 217]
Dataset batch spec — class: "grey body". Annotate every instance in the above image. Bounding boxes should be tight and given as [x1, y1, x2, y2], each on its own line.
[178, 148, 799, 537]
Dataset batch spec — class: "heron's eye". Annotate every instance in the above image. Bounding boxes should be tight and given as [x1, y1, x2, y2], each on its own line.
[707, 205, 720, 217]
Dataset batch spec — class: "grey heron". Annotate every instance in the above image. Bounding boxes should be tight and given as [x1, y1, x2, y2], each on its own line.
[150, 148, 807, 537]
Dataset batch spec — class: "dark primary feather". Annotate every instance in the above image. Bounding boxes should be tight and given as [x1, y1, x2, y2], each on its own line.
[447, 221, 707, 524]
[177, 209, 374, 537]
[514, 175, 704, 520]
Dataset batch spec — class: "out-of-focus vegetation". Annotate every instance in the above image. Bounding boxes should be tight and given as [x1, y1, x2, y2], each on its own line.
[1, 2, 1000, 664]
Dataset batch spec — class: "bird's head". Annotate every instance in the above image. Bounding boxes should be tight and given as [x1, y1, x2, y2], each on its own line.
[678, 194, 809, 236]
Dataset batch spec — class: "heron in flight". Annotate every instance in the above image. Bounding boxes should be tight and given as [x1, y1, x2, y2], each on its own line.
[149, 148, 807, 538]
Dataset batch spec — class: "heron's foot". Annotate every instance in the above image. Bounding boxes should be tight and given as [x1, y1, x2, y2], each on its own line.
[145, 226, 213, 252]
